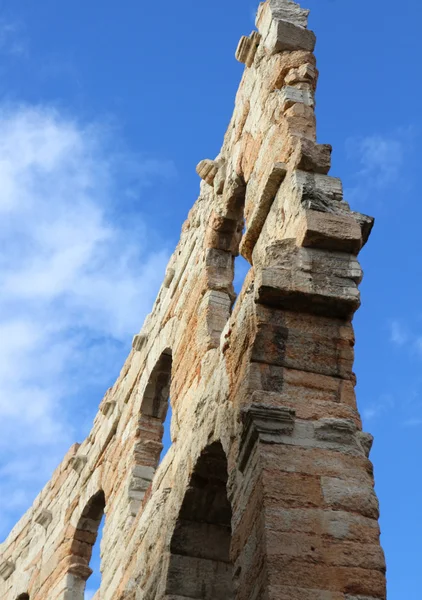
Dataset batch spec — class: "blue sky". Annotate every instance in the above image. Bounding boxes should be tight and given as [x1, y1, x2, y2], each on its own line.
[0, 0, 420, 598]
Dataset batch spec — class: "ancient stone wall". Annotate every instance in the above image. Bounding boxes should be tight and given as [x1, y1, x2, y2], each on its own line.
[0, 1, 386, 599]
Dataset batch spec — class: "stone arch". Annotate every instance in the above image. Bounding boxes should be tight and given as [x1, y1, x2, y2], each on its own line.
[165, 441, 233, 599]
[67, 490, 106, 598]
[129, 349, 173, 516]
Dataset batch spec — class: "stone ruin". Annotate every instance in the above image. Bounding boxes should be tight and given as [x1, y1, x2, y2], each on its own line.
[0, 1, 387, 598]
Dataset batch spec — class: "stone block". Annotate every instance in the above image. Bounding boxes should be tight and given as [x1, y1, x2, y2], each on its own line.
[196, 159, 218, 186]
[266, 20, 316, 55]
[239, 403, 295, 471]
[255, 245, 362, 319]
[314, 418, 357, 444]
[35, 508, 53, 529]
[266, 0, 310, 28]
[257, 2, 313, 52]
[357, 432, 374, 458]
[132, 333, 146, 352]
[289, 138, 332, 174]
[70, 455, 87, 474]
[163, 267, 175, 288]
[285, 63, 317, 86]
[280, 85, 314, 111]
[235, 31, 262, 68]
[0, 559, 15, 580]
[321, 477, 380, 519]
[241, 162, 287, 263]
[296, 209, 363, 254]
[100, 399, 116, 417]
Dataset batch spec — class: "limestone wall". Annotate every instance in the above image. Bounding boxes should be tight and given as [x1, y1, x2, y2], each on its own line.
[0, 1, 386, 599]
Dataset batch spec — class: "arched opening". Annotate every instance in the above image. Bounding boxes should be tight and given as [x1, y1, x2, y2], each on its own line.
[165, 441, 233, 599]
[16, 595, 29, 600]
[129, 349, 173, 515]
[68, 490, 105, 600]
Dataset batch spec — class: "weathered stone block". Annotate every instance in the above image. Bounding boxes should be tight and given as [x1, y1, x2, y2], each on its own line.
[132, 333, 146, 352]
[289, 138, 332, 174]
[255, 245, 362, 319]
[70, 455, 87, 474]
[35, 508, 53, 529]
[196, 159, 218, 185]
[321, 477, 380, 519]
[241, 162, 287, 262]
[235, 31, 262, 68]
[239, 403, 296, 471]
[296, 209, 363, 254]
[281, 85, 314, 111]
[0, 560, 15, 581]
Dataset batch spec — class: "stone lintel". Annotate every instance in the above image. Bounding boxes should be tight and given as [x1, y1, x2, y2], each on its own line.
[0, 559, 15, 580]
[34, 508, 53, 529]
[239, 403, 296, 471]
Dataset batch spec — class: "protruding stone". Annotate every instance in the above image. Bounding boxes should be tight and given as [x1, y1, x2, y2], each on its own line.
[196, 159, 219, 186]
[266, 0, 310, 28]
[352, 211, 375, 248]
[314, 418, 357, 444]
[285, 63, 317, 86]
[35, 509, 53, 529]
[101, 399, 116, 418]
[235, 31, 262, 68]
[163, 268, 175, 288]
[296, 209, 363, 254]
[289, 138, 332, 174]
[258, 6, 316, 55]
[132, 334, 146, 352]
[70, 455, 87, 474]
[357, 432, 374, 458]
[0, 560, 15, 580]
[239, 403, 296, 471]
[255, 243, 362, 319]
[69, 561, 93, 581]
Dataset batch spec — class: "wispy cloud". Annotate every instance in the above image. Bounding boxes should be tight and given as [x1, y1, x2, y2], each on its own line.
[345, 129, 412, 203]
[362, 393, 395, 422]
[389, 319, 422, 357]
[0, 104, 175, 538]
[0, 19, 27, 57]
[390, 320, 409, 346]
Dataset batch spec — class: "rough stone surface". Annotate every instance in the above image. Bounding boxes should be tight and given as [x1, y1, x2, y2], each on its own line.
[0, 2, 386, 600]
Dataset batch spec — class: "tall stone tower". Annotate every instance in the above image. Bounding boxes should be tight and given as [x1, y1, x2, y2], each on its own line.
[0, 1, 386, 599]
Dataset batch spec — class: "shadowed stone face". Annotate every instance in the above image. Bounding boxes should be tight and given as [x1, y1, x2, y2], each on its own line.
[0, 2, 386, 600]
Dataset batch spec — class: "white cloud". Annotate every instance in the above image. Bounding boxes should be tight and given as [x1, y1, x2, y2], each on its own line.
[345, 130, 411, 203]
[0, 105, 174, 538]
[390, 320, 409, 346]
[0, 19, 27, 57]
[362, 393, 394, 422]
